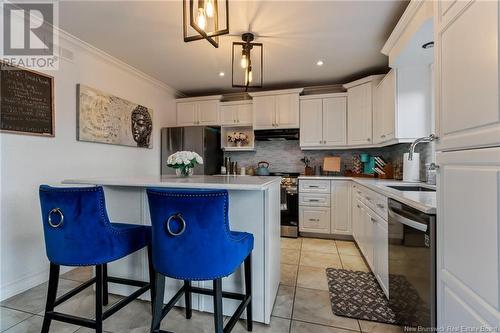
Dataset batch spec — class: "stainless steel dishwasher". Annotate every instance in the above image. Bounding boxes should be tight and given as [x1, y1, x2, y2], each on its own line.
[388, 199, 436, 329]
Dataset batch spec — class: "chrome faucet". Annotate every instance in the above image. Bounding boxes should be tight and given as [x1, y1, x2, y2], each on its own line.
[408, 134, 438, 160]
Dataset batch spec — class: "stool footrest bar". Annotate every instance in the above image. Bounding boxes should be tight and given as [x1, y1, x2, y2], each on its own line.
[102, 283, 150, 320]
[160, 285, 187, 319]
[47, 311, 96, 328]
[223, 295, 251, 333]
[107, 276, 149, 288]
[54, 277, 96, 307]
[188, 286, 246, 301]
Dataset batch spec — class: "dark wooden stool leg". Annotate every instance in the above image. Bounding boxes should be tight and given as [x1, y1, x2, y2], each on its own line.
[147, 245, 156, 315]
[184, 280, 192, 319]
[102, 264, 109, 306]
[41, 263, 60, 333]
[95, 265, 104, 333]
[244, 253, 253, 331]
[151, 272, 165, 333]
[213, 278, 224, 333]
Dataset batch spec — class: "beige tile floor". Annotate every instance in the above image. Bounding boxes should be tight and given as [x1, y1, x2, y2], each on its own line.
[0, 238, 402, 333]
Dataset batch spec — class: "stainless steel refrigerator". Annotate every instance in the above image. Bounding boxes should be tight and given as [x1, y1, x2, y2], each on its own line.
[161, 127, 222, 175]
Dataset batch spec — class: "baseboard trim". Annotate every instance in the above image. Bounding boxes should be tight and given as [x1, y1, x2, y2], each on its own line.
[0, 266, 72, 302]
[299, 232, 354, 241]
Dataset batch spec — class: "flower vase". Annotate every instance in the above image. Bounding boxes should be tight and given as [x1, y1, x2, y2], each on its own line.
[236, 141, 242, 147]
[176, 167, 194, 177]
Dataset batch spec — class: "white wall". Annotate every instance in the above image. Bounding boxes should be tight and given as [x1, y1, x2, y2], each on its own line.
[0, 31, 178, 300]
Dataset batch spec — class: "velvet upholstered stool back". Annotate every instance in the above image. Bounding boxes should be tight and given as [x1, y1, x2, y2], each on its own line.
[39, 185, 149, 266]
[146, 188, 254, 281]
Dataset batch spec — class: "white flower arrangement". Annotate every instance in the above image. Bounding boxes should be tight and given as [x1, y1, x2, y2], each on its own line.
[167, 151, 203, 176]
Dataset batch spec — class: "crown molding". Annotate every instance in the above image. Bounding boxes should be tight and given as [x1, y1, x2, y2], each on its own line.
[381, 0, 425, 56]
[56, 28, 183, 97]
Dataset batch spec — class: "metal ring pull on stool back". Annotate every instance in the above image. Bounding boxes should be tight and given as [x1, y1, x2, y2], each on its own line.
[48, 208, 64, 228]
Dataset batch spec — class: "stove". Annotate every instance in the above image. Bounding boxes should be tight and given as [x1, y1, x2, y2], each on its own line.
[270, 172, 300, 238]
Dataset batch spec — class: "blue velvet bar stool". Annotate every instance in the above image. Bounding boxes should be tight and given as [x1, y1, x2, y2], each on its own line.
[38, 185, 155, 333]
[146, 188, 254, 333]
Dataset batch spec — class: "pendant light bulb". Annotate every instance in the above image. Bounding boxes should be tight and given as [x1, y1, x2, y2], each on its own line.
[240, 53, 248, 69]
[197, 8, 207, 30]
[205, 0, 215, 18]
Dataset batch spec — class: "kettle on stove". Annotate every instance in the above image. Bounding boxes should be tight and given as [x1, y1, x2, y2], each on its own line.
[255, 161, 270, 176]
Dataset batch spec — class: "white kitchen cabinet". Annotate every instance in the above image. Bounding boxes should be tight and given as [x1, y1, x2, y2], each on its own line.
[176, 96, 222, 126]
[323, 97, 347, 146]
[330, 181, 351, 235]
[374, 70, 396, 143]
[176, 102, 198, 126]
[197, 100, 219, 125]
[300, 93, 347, 148]
[344, 76, 384, 146]
[253, 95, 275, 129]
[435, 0, 500, 151]
[372, 213, 389, 297]
[351, 196, 362, 244]
[219, 101, 253, 126]
[249, 89, 303, 130]
[299, 206, 330, 234]
[436, 147, 500, 328]
[299, 99, 323, 146]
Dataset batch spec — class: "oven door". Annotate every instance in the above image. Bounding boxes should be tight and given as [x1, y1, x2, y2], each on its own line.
[388, 199, 436, 329]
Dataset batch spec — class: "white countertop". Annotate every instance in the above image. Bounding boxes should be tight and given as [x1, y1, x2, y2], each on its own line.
[299, 176, 436, 214]
[63, 175, 281, 191]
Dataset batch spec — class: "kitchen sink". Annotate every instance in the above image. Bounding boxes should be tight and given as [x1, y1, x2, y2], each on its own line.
[387, 185, 436, 192]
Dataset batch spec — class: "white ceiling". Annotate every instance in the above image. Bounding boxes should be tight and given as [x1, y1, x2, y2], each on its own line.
[59, 0, 408, 95]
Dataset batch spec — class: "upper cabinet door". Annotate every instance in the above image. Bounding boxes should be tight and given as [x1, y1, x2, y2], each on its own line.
[237, 104, 253, 125]
[177, 102, 198, 126]
[253, 95, 276, 129]
[220, 105, 236, 125]
[197, 100, 219, 125]
[276, 93, 300, 128]
[347, 83, 373, 145]
[323, 97, 347, 146]
[300, 99, 323, 147]
[436, 0, 500, 151]
[374, 70, 396, 144]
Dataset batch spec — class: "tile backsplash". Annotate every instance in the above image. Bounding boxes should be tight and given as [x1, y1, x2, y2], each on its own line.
[224, 140, 434, 180]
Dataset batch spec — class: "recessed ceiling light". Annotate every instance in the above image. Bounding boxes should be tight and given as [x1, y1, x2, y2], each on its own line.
[316, 60, 324, 66]
[218, 71, 225, 77]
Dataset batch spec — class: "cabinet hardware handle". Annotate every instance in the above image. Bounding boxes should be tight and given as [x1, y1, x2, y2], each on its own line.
[367, 138, 371, 142]
[308, 185, 319, 188]
[381, 135, 386, 138]
[319, 140, 322, 144]
[365, 197, 372, 201]
[308, 218, 320, 222]
[308, 199, 320, 202]
[376, 204, 385, 209]
[371, 218, 377, 223]
[356, 205, 361, 208]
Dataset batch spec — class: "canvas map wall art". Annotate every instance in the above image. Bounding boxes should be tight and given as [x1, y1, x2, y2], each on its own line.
[77, 84, 153, 148]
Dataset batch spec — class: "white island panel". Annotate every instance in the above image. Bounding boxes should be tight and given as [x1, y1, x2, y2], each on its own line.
[62, 176, 281, 324]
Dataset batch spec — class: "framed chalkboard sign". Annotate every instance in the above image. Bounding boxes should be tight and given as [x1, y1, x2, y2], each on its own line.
[0, 62, 55, 136]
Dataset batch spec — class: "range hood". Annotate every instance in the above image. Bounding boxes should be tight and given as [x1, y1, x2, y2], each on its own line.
[254, 128, 300, 141]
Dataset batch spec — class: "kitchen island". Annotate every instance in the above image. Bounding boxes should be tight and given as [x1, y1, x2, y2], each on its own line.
[62, 175, 281, 324]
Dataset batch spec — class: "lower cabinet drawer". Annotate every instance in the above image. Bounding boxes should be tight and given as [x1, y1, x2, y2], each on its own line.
[299, 206, 331, 234]
[299, 180, 331, 193]
[299, 193, 331, 207]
